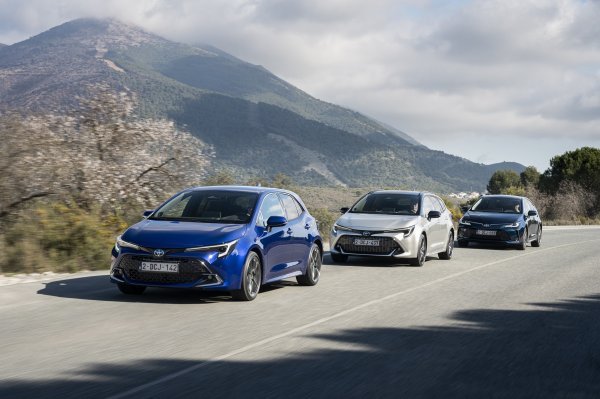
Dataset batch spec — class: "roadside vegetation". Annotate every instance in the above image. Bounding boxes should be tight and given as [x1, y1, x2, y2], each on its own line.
[1, 88, 599, 274]
[485, 147, 600, 225]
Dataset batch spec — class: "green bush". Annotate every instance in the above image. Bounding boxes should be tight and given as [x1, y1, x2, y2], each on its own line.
[0, 201, 128, 274]
[309, 208, 337, 242]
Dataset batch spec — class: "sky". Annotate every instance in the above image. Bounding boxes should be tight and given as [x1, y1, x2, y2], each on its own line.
[1, 0, 599, 171]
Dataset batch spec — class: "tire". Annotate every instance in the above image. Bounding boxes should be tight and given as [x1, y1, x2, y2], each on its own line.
[411, 234, 427, 266]
[232, 251, 262, 301]
[531, 226, 542, 247]
[117, 283, 146, 295]
[297, 244, 322, 286]
[438, 231, 454, 260]
[330, 252, 348, 263]
[517, 228, 528, 250]
[457, 240, 469, 248]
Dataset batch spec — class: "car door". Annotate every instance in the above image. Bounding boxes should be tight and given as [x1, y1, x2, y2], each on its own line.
[277, 193, 307, 274]
[255, 193, 290, 282]
[433, 196, 452, 245]
[525, 199, 539, 241]
[423, 196, 445, 251]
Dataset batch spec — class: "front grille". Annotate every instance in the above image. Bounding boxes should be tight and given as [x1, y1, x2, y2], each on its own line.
[336, 235, 401, 255]
[117, 255, 210, 284]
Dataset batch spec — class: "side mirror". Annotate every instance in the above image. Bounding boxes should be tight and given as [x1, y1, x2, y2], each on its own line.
[340, 207, 350, 214]
[428, 210, 441, 220]
[266, 215, 287, 228]
[142, 210, 153, 218]
[528, 210, 537, 217]
[460, 205, 470, 213]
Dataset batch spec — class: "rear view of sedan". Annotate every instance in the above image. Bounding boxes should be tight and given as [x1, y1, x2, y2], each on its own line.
[110, 186, 323, 301]
[457, 195, 542, 250]
[330, 191, 455, 266]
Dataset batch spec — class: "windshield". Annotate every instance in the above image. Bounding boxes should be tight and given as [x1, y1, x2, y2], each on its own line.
[471, 197, 522, 214]
[150, 190, 259, 224]
[350, 193, 420, 215]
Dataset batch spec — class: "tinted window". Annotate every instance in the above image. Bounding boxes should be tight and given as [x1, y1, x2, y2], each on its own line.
[351, 193, 420, 215]
[152, 190, 258, 224]
[471, 197, 523, 214]
[257, 194, 286, 227]
[279, 193, 302, 221]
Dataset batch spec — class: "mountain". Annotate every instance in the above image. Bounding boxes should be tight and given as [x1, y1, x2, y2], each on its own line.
[0, 43, 6, 47]
[0, 18, 524, 192]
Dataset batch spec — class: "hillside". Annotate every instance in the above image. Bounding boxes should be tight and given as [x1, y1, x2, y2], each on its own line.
[0, 18, 524, 192]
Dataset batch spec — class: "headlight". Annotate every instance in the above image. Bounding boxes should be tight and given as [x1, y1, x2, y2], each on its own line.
[115, 235, 143, 252]
[387, 225, 415, 237]
[332, 223, 353, 234]
[400, 225, 415, 237]
[459, 218, 471, 225]
[504, 221, 520, 228]
[184, 239, 239, 258]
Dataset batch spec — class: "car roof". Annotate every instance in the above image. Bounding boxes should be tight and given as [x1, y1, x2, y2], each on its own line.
[370, 190, 432, 196]
[186, 185, 293, 196]
[482, 194, 525, 200]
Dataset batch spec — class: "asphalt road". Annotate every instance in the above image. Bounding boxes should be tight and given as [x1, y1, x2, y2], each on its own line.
[1, 226, 600, 398]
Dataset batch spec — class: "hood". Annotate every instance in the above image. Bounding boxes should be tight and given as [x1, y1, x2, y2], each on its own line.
[462, 211, 523, 225]
[121, 219, 247, 248]
[336, 212, 418, 230]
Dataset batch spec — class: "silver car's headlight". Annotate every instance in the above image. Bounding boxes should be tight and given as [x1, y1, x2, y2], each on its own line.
[332, 223, 353, 234]
[115, 235, 143, 252]
[184, 239, 239, 258]
[392, 225, 415, 237]
[504, 221, 520, 228]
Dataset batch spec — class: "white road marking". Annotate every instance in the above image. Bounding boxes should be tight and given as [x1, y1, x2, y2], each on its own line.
[107, 237, 600, 399]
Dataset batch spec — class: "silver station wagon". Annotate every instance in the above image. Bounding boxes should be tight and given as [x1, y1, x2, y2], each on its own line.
[330, 191, 455, 266]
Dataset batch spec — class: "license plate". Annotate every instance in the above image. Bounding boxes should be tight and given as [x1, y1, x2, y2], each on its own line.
[140, 261, 179, 273]
[476, 230, 496, 236]
[353, 238, 380, 246]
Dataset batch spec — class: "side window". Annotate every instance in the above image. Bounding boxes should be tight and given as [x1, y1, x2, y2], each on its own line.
[279, 193, 301, 221]
[431, 196, 444, 212]
[257, 194, 286, 227]
[422, 196, 435, 215]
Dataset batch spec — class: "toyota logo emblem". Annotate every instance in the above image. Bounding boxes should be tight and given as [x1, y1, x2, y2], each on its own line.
[483, 224, 490, 228]
[154, 249, 165, 257]
[361, 231, 371, 236]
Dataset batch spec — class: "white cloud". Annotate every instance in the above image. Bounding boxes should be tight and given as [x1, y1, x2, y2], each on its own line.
[1, 0, 599, 171]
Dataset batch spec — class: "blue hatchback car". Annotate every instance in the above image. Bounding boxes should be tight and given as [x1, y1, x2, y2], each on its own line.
[110, 186, 323, 301]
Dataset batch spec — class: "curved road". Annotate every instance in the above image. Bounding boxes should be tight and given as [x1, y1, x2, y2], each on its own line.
[1, 227, 600, 398]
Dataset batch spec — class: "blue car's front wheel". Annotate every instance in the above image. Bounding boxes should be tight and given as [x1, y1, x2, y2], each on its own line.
[296, 244, 322, 286]
[232, 251, 262, 301]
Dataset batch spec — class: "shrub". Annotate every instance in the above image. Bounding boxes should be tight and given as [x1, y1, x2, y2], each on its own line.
[0, 201, 128, 274]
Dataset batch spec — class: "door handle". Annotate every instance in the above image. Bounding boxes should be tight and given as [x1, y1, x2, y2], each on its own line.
[287, 228, 293, 235]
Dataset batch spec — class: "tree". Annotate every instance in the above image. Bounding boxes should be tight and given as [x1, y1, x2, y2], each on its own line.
[520, 166, 540, 188]
[539, 147, 600, 195]
[0, 85, 212, 219]
[487, 170, 521, 194]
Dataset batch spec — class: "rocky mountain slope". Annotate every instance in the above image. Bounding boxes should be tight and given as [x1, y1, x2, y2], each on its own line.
[0, 18, 524, 191]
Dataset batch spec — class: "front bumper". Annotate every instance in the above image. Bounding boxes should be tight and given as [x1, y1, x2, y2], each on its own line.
[329, 230, 420, 258]
[457, 225, 524, 244]
[110, 246, 244, 290]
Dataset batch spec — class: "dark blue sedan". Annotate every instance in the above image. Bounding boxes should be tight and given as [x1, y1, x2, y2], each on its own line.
[110, 186, 323, 301]
[457, 195, 542, 250]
